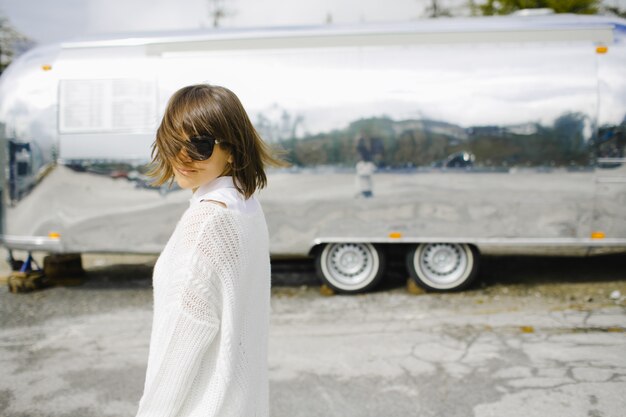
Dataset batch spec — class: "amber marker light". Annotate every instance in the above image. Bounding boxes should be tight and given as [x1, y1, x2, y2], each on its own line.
[389, 232, 402, 239]
[42, 64, 52, 71]
[596, 46, 608, 54]
[48, 232, 61, 239]
[591, 231, 605, 239]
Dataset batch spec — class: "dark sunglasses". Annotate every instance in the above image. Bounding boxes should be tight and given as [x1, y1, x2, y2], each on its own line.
[185, 135, 222, 161]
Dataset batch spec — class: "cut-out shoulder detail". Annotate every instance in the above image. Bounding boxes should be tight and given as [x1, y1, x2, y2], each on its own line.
[190, 177, 260, 215]
[201, 199, 227, 208]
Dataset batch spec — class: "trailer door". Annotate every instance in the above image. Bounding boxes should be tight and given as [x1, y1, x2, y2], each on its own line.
[593, 41, 626, 241]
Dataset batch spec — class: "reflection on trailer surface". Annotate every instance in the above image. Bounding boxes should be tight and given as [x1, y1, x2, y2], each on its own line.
[1, 14, 625, 292]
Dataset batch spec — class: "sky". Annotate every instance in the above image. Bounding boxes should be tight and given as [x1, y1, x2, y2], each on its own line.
[1, 0, 624, 45]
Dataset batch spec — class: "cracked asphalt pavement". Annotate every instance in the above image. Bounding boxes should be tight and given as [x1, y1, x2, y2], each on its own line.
[0, 249, 625, 417]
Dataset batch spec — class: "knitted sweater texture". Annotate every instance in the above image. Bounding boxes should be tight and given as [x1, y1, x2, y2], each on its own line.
[135, 177, 270, 417]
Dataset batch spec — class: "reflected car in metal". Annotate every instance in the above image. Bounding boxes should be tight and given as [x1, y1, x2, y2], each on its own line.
[1, 14, 625, 292]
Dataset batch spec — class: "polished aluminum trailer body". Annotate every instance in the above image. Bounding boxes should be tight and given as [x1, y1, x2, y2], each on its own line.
[1, 14, 625, 260]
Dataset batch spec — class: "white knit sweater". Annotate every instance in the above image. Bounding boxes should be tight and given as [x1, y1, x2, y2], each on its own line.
[136, 176, 270, 417]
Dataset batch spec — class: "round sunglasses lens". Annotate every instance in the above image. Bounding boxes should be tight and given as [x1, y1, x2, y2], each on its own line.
[188, 137, 215, 160]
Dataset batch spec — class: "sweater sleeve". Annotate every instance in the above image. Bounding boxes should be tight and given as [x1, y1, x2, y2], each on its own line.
[135, 254, 222, 417]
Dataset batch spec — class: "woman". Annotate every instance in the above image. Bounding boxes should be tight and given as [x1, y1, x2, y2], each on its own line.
[135, 84, 285, 417]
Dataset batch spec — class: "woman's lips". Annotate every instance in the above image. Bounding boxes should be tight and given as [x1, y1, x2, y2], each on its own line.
[176, 167, 197, 176]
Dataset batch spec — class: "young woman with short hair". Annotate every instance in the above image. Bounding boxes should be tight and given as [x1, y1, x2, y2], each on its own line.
[135, 84, 285, 417]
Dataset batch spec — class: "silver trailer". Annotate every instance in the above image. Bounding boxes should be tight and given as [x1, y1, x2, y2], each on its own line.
[1, 14, 625, 293]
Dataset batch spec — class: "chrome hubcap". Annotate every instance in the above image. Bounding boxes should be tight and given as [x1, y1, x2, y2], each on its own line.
[323, 243, 378, 288]
[418, 243, 468, 286]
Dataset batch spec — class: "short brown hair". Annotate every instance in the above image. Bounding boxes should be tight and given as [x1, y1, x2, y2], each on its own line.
[146, 84, 287, 198]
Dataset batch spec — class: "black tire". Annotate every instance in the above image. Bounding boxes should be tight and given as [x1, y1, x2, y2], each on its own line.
[406, 243, 479, 291]
[10, 259, 24, 271]
[315, 242, 386, 294]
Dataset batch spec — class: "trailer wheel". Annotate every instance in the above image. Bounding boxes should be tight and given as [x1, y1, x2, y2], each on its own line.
[315, 242, 386, 293]
[406, 243, 479, 291]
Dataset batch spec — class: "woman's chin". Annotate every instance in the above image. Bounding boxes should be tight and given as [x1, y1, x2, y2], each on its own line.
[174, 175, 196, 189]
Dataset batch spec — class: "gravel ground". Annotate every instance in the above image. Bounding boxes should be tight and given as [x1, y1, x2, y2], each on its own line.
[0, 248, 625, 417]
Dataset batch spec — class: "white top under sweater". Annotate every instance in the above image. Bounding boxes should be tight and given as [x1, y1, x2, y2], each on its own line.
[135, 176, 270, 417]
